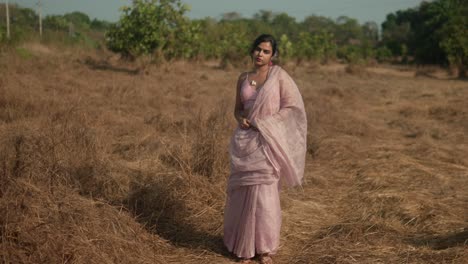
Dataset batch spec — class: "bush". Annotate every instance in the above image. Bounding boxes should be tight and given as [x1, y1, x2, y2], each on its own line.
[279, 34, 293, 62]
[43, 15, 69, 32]
[337, 45, 362, 63]
[105, 0, 196, 60]
[296, 31, 336, 63]
[376, 46, 393, 62]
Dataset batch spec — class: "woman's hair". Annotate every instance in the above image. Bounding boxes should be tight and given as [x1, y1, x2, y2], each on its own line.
[250, 34, 278, 58]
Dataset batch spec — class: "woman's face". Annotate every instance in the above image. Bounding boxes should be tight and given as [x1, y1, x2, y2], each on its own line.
[252, 41, 273, 67]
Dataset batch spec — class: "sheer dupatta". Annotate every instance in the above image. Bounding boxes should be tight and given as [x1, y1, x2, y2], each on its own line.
[229, 66, 307, 189]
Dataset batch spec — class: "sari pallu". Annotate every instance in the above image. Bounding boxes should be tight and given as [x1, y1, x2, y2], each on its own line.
[228, 65, 307, 190]
[224, 66, 307, 258]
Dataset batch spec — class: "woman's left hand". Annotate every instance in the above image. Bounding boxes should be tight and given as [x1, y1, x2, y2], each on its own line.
[247, 120, 259, 131]
[239, 118, 251, 130]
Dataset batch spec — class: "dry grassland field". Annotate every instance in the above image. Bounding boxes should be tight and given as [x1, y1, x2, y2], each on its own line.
[0, 44, 467, 263]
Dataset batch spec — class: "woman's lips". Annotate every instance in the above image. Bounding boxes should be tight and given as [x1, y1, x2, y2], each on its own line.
[256, 58, 262, 62]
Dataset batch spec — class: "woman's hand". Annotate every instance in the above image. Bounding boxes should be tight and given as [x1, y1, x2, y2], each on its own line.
[238, 117, 251, 130]
[238, 118, 259, 131]
[247, 119, 259, 131]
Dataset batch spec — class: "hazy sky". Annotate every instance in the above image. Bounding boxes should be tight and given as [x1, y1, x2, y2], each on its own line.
[9, 0, 425, 25]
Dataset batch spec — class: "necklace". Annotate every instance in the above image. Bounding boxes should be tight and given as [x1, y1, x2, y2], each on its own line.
[250, 66, 270, 86]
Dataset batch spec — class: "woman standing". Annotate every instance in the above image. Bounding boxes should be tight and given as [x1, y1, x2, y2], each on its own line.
[223, 34, 307, 263]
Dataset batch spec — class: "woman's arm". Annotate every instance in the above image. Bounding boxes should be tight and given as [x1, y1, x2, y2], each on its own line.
[234, 72, 251, 129]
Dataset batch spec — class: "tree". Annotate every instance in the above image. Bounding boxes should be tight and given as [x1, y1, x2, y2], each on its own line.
[217, 20, 250, 64]
[278, 34, 293, 61]
[428, 0, 468, 77]
[64, 11, 91, 29]
[106, 0, 194, 59]
[90, 18, 111, 31]
[381, 0, 467, 76]
[375, 46, 393, 62]
[362, 21, 378, 43]
[271, 13, 298, 40]
[43, 15, 68, 31]
[296, 30, 336, 62]
[335, 16, 363, 45]
[301, 15, 336, 34]
[253, 10, 274, 23]
[381, 13, 412, 56]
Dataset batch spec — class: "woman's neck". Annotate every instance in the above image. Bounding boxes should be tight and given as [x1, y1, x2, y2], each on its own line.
[255, 64, 270, 74]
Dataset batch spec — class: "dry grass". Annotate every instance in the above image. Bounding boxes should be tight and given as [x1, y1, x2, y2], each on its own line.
[0, 43, 467, 263]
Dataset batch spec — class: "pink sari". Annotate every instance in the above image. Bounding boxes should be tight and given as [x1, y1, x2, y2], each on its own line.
[224, 66, 307, 258]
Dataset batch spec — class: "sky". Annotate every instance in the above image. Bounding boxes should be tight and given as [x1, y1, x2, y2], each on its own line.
[9, 0, 426, 26]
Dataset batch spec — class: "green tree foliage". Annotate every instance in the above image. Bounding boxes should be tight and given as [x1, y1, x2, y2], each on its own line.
[11, 6, 38, 28]
[381, 10, 414, 57]
[335, 16, 363, 45]
[90, 18, 112, 31]
[375, 46, 393, 62]
[296, 31, 336, 62]
[381, 0, 468, 76]
[428, 0, 468, 76]
[166, 18, 201, 59]
[337, 45, 363, 63]
[279, 34, 293, 61]
[236, 13, 352, 63]
[301, 15, 336, 34]
[0, 4, 37, 42]
[105, 0, 195, 59]
[43, 15, 69, 31]
[271, 13, 298, 40]
[253, 10, 274, 24]
[362, 21, 378, 44]
[222, 23, 250, 58]
[296, 32, 314, 60]
[6, 0, 465, 74]
[63, 11, 91, 30]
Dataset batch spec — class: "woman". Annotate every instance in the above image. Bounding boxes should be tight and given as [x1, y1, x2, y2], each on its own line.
[223, 34, 307, 263]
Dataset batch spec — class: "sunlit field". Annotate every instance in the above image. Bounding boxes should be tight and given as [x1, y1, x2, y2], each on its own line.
[1, 45, 466, 263]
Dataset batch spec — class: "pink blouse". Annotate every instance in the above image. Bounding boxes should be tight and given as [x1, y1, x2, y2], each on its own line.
[240, 76, 258, 110]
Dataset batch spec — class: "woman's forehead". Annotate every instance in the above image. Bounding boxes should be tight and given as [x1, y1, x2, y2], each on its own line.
[257, 42, 272, 51]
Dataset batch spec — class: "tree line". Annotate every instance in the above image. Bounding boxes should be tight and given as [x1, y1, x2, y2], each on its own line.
[0, 4, 110, 47]
[381, 0, 467, 75]
[1, 0, 466, 76]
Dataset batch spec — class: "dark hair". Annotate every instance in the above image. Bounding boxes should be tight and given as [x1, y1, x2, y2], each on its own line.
[250, 34, 278, 57]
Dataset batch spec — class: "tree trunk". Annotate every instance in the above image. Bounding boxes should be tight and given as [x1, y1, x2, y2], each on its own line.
[458, 63, 467, 79]
[38, 0, 42, 38]
[6, 0, 10, 40]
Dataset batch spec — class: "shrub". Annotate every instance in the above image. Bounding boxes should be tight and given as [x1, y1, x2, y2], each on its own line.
[105, 0, 196, 60]
[376, 46, 393, 62]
